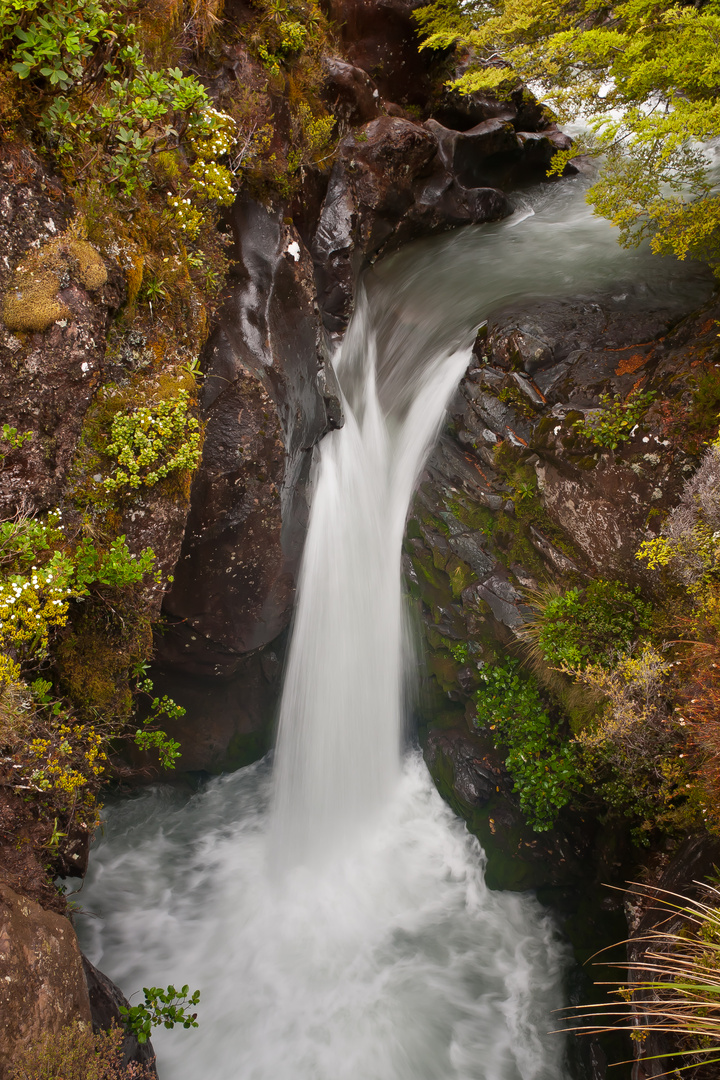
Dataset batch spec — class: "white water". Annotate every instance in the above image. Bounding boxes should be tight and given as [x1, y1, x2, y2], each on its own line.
[72, 178, 711, 1079]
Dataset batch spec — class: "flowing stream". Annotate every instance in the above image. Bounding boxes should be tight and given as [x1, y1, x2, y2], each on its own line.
[72, 177, 711, 1080]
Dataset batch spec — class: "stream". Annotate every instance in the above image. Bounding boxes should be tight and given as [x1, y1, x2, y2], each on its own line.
[70, 176, 712, 1080]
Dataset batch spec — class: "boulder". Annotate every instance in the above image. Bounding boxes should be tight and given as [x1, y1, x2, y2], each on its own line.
[0, 882, 91, 1079]
[312, 117, 512, 329]
[322, 57, 382, 126]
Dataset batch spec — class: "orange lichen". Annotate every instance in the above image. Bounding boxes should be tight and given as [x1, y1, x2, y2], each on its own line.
[615, 352, 647, 377]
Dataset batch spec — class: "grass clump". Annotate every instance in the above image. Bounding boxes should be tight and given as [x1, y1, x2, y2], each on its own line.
[567, 883, 720, 1074]
[523, 579, 654, 670]
[8, 1021, 157, 1080]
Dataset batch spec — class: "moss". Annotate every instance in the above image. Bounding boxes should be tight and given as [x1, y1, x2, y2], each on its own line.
[409, 546, 451, 593]
[429, 652, 461, 692]
[2, 269, 69, 332]
[54, 602, 152, 720]
[573, 454, 600, 471]
[447, 555, 476, 598]
[67, 240, 107, 290]
[225, 729, 271, 771]
[445, 496, 497, 534]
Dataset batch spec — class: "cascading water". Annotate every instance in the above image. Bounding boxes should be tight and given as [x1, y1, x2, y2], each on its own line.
[72, 177, 712, 1080]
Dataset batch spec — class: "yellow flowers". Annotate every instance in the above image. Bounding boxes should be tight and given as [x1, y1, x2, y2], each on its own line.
[27, 722, 108, 798]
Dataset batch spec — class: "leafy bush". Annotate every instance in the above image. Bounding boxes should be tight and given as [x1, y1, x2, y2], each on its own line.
[120, 984, 200, 1044]
[566, 647, 694, 841]
[638, 441, 720, 600]
[2, 0, 238, 213]
[0, 512, 185, 833]
[0, 511, 156, 674]
[101, 389, 202, 494]
[474, 660, 580, 831]
[527, 579, 654, 670]
[573, 388, 657, 450]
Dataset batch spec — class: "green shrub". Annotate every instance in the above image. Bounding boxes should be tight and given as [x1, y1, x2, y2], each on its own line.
[474, 660, 580, 831]
[120, 984, 200, 1044]
[528, 579, 654, 669]
[573, 388, 657, 450]
[101, 389, 201, 494]
[2, 0, 238, 216]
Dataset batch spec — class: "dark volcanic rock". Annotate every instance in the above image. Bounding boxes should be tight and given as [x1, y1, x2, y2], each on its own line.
[322, 57, 382, 126]
[313, 117, 512, 329]
[0, 144, 125, 518]
[319, 0, 435, 107]
[82, 956, 157, 1074]
[160, 199, 341, 677]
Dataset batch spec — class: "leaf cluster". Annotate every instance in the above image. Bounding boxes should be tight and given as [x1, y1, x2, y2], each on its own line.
[415, 0, 720, 271]
[474, 659, 580, 830]
[119, 984, 200, 1045]
[573, 388, 657, 450]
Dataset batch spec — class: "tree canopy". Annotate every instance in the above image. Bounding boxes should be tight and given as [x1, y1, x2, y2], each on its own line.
[416, 0, 720, 269]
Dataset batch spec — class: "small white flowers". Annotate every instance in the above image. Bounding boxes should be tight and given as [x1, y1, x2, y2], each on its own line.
[286, 241, 301, 262]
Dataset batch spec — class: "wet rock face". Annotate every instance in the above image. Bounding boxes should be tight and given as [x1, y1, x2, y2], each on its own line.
[407, 287, 718, 888]
[319, 0, 435, 107]
[313, 117, 513, 330]
[159, 200, 341, 677]
[82, 956, 157, 1074]
[0, 882, 91, 1079]
[0, 144, 125, 518]
[322, 57, 383, 126]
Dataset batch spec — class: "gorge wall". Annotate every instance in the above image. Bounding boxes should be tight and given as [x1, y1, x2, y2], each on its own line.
[1, 0, 719, 1076]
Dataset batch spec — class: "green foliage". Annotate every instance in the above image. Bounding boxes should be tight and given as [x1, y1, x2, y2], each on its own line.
[0, 425, 32, 464]
[474, 660, 580, 830]
[119, 984, 200, 1045]
[572, 388, 657, 450]
[415, 0, 720, 272]
[566, 646, 695, 841]
[1, 0, 237, 218]
[0, 510, 157, 672]
[530, 580, 653, 669]
[101, 389, 201, 494]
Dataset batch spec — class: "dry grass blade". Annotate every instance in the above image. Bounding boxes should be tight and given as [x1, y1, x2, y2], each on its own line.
[559, 882, 720, 1076]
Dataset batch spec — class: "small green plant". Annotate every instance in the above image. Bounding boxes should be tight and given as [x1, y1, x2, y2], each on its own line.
[101, 390, 201, 493]
[120, 984, 200, 1044]
[525, 580, 654, 670]
[3, 0, 238, 214]
[0, 425, 32, 463]
[474, 660, 580, 831]
[573, 388, 657, 450]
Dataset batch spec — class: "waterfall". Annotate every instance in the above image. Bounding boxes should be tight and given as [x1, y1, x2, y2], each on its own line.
[270, 288, 472, 869]
[71, 178, 712, 1080]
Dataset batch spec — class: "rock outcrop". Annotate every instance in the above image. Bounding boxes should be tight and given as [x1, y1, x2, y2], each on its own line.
[0, 882, 91, 1079]
[408, 285, 718, 890]
[158, 200, 340, 682]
